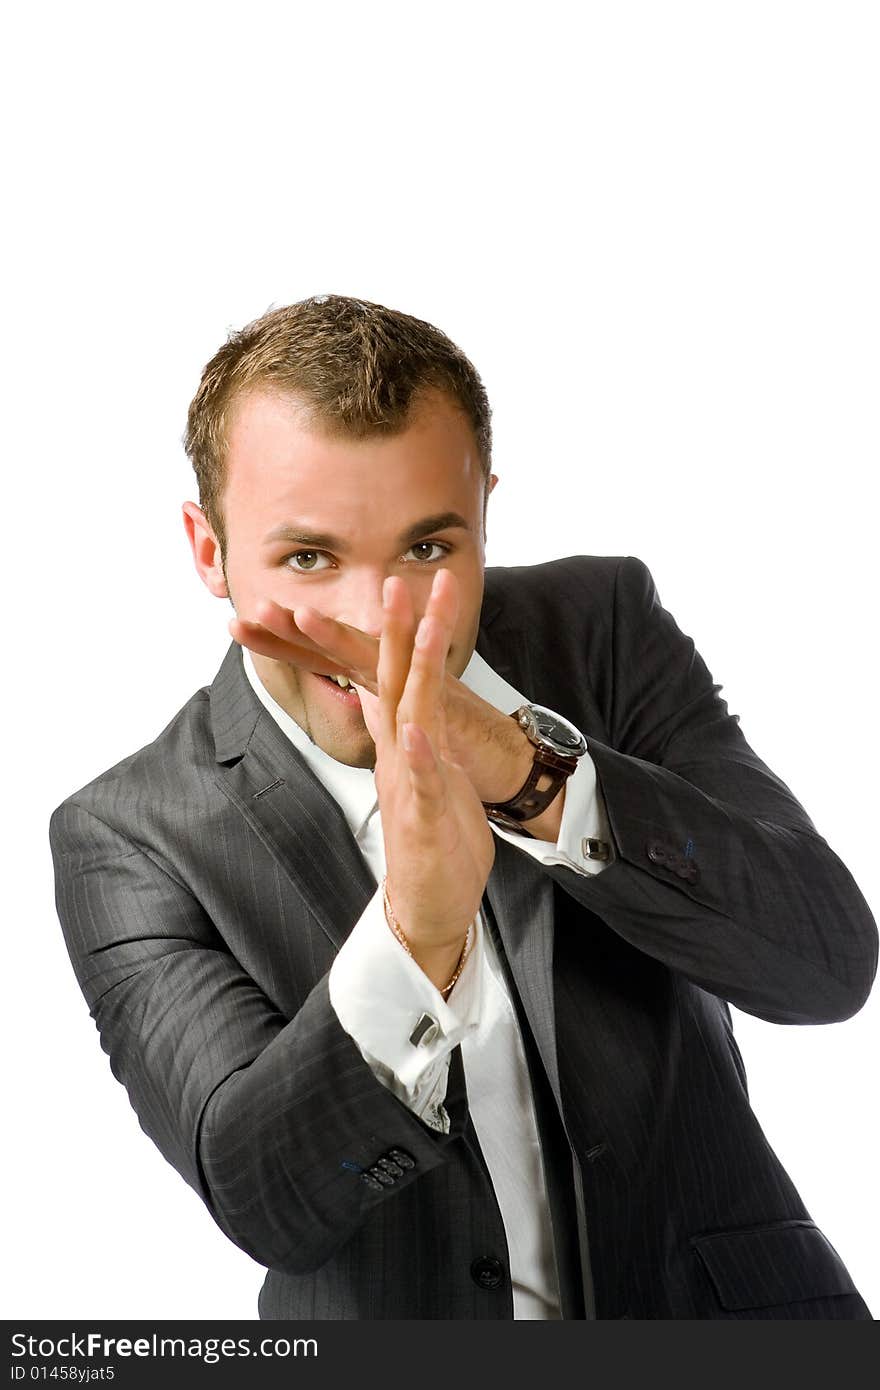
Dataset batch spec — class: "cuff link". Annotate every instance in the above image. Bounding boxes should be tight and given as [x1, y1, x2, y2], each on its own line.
[582, 837, 611, 861]
[409, 1012, 440, 1047]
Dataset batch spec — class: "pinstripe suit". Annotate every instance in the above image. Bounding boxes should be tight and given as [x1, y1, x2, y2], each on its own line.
[49, 554, 877, 1318]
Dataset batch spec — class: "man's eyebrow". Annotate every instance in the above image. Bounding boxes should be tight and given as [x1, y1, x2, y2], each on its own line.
[262, 513, 470, 550]
[397, 512, 470, 546]
[262, 524, 346, 549]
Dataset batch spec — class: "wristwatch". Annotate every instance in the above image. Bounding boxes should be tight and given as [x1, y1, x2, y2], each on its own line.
[482, 703, 588, 833]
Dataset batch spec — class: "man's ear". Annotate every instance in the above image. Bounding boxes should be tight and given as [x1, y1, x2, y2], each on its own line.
[182, 501, 228, 598]
[482, 472, 499, 538]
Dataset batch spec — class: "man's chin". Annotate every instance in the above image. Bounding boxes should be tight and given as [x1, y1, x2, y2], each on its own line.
[338, 746, 377, 770]
[303, 671, 376, 768]
[313, 729, 376, 770]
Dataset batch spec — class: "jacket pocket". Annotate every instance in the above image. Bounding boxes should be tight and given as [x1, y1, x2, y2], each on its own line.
[690, 1219, 857, 1312]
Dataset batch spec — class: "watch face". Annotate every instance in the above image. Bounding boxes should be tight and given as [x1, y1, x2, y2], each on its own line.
[527, 704, 588, 757]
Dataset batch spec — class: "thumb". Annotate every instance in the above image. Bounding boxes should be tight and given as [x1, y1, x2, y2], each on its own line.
[353, 684, 382, 744]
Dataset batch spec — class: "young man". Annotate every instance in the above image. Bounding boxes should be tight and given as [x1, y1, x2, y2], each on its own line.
[50, 295, 877, 1319]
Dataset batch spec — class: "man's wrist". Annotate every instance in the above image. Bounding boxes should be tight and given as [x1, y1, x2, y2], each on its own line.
[382, 877, 472, 994]
[442, 676, 536, 803]
[496, 719, 540, 800]
[483, 710, 579, 835]
[515, 786, 566, 843]
[440, 676, 572, 843]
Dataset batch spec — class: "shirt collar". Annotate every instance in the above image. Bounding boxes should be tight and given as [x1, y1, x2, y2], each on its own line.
[241, 646, 526, 842]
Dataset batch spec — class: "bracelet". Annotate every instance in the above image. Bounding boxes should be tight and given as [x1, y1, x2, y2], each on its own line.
[381, 876, 473, 998]
[439, 926, 473, 998]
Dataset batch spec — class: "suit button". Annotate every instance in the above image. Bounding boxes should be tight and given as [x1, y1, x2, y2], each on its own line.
[471, 1256, 504, 1290]
[376, 1157, 404, 1178]
[368, 1165, 395, 1187]
[387, 1148, 416, 1170]
[647, 842, 668, 863]
[360, 1172, 384, 1193]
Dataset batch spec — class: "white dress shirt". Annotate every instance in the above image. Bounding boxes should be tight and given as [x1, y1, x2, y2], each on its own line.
[242, 645, 612, 1319]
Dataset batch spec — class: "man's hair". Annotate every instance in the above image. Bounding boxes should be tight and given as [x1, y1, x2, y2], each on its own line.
[184, 294, 493, 559]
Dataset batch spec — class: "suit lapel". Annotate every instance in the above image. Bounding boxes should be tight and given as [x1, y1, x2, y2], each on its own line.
[484, 838, 561, 1104]
[475, 579, 533, 697]
[209, 640, 376, 952]
[478, 577, 598, 1313]
[478, 590, 562, 1102]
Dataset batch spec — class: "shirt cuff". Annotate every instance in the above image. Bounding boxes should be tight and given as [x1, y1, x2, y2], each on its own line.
[490, 748, 614, 874]
[329, 887, 483, 1130]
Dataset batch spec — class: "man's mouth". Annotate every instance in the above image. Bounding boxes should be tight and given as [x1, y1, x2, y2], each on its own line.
[316, 672, 362, 704]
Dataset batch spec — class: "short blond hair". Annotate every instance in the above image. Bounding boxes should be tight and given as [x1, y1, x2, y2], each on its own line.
[184, 294, 493, 557]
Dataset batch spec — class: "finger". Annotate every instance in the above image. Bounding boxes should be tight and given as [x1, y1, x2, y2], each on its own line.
[416, 568, 459, 697]
[435, 702, 453, 763]
[353, 684, 382, 748]
[397, 613, 449, 740]
[398, 574, 456, 736]
[293, 604, 379, 684]
[377, 577, 417, 742]
[230, 599, 379, 688]
[228, 617, 349, 678]
[401, 722, 448, 822]
[423, 566, 460, 634]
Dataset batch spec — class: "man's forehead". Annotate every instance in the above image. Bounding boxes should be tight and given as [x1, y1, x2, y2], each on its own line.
[226, 383, 476, 453]
[224, 387, 483, 501]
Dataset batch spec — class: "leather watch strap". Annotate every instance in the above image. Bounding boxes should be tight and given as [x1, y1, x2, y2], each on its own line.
[482, 715, 579, 831]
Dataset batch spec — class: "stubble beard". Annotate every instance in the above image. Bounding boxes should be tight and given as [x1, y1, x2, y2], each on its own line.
[284, 667, 377, 770]
[225, 558, 377, 768]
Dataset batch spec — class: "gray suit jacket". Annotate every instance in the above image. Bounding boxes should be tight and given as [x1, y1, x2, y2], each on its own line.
[49, 555, 878, 1318]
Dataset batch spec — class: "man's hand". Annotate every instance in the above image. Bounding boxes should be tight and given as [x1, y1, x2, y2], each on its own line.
[229, 575, 564, 840]
[231, 599, 381, 690]
[361, 571, 495, 989]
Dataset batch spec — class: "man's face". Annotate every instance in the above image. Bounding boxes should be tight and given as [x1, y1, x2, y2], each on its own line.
[220, 387, 490, 768]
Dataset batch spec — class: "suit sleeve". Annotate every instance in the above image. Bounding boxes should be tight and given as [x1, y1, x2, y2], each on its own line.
[546, 555, 878, 1025]
[49, 801, 469, 1276]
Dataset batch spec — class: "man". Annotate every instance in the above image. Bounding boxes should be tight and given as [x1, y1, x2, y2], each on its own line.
[50, 294, 877, 1319]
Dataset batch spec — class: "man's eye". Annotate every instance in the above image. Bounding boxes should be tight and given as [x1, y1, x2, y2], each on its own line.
[403, 542, 449, 563]
[285, 550, 333, 572]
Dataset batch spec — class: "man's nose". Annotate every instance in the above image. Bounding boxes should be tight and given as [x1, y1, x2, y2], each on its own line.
[336, 574, 387, 640]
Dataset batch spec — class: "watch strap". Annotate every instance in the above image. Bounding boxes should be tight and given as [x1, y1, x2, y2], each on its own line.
[482, 713, 579, 830]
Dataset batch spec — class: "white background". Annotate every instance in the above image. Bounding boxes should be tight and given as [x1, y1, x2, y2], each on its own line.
[3, 1, 877, 1320]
